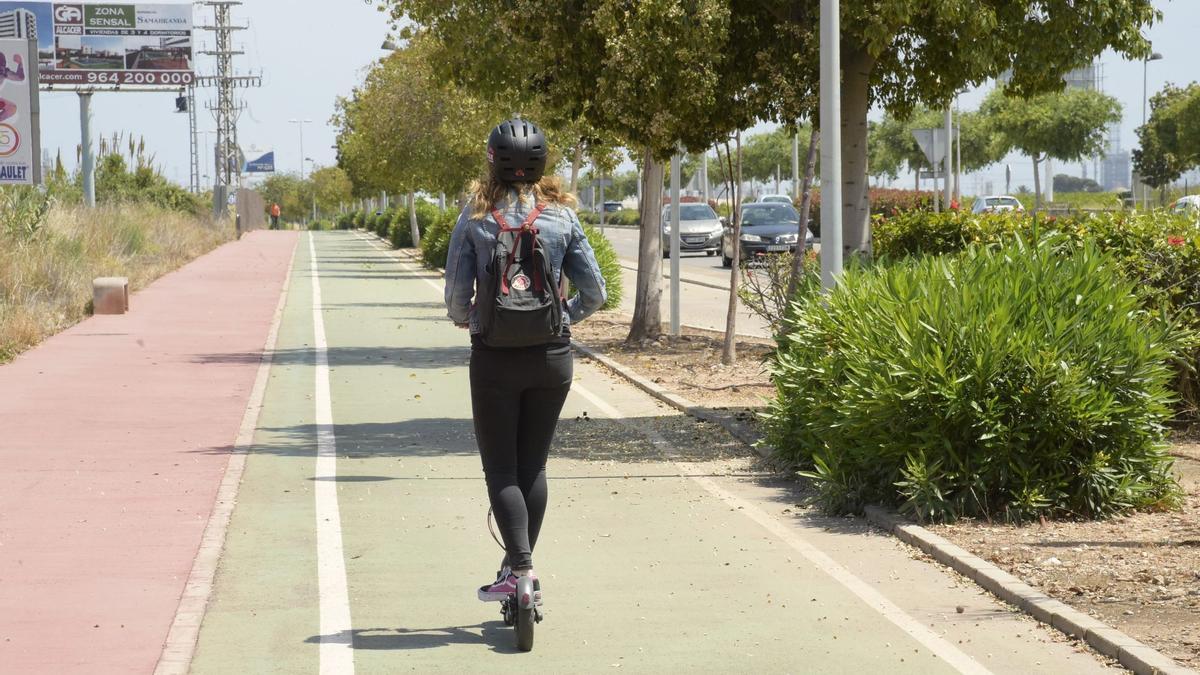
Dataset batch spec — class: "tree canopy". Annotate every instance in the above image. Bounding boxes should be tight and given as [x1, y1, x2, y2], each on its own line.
[1134, 83, 1200, 189]
[332, 35, 494, 198]
[983, 87, 1122, 208]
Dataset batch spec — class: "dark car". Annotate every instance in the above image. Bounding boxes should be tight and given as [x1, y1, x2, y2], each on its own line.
[721, 203, 813, 268]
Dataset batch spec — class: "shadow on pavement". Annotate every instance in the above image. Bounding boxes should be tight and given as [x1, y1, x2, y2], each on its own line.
[193, 345, 470, 369]
[304, 622, 519, 654]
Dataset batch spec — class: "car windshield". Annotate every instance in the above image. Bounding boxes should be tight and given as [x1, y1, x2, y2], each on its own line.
[663, 204, 718, 222]
[986, 197, 1020, 207]
[741, 204, 798, 226]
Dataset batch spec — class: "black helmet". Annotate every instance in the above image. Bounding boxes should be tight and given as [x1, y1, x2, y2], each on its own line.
[487, 118, 548, 183]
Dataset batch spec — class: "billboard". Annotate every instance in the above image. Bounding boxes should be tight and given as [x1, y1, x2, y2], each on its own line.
[0, 38, 35, 184]
[244, 150, 275, 174]
[0, 2, 193, 88]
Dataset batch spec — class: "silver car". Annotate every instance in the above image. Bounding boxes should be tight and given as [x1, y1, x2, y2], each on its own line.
[661, 203, 724, 258]
[971, 195, 1025, 214]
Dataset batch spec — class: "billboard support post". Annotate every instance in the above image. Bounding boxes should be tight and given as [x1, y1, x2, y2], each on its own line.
[27, 36, 40, 184]
[79, 91, 94, 207]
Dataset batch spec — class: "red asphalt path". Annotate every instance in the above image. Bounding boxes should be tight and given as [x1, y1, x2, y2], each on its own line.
[0, 231, 299, 674]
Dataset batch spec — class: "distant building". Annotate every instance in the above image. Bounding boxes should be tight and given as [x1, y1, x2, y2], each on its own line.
[0, 9, 38, 39]
[1101, 151, 1131, 191]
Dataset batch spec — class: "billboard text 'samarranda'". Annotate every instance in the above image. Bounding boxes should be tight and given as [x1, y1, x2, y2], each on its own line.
[0, 2, 193, 88]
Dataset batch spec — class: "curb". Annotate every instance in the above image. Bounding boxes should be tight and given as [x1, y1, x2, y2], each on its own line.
[861, 512, 1193, 675]
[361, 228, 1190, 674]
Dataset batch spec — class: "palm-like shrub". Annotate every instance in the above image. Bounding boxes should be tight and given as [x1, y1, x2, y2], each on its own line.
[766, 235, 1187, 522]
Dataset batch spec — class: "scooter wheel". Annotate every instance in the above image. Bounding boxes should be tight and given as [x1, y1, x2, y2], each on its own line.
[501, 599, 516, 627]
[515, 606, 535, 651]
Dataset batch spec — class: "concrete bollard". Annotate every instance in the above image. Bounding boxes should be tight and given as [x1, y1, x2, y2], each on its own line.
[93, 277, 129, 315]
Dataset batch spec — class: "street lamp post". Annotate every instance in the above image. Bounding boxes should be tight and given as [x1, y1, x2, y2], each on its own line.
[1142, 52, 1164, 210]
[306, 157, 317, 222]
[819, 0, 843, 293]
[289, 119, 313, 181]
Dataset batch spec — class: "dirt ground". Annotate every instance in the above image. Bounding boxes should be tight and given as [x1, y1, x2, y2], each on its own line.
[931, 447, 1200, 669]
[573, 315, 1200, 670]
[569, 312, 776, 410]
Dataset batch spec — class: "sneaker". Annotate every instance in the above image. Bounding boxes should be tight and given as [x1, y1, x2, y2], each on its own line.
[478, 572, 518, 602]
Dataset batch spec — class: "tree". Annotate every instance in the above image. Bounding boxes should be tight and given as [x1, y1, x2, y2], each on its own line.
[381, 1, 818, 347]
[1053, 174, 1103, 193]
[332, 34, 493, 203]
[869, 106, 1003, 188]
[258, 173, 307, 222]
[984, 87, 1122, 212]
[1134, 83, 1200, 190]
[310, 166, 354, 216]
[801, 0, 1157, 254]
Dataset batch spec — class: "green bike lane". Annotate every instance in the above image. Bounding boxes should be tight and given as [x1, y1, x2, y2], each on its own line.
[190, 231, 1113, 674]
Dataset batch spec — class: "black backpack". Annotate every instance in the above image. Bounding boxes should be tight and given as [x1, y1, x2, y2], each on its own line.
[476, 203, 564, 348]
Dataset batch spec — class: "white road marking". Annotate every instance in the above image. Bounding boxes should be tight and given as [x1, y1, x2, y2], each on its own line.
[155, 236, 300, 675]
[353, 231, 446, 295]
[571, 381, 993, 675]
[311, 233, 355, 674]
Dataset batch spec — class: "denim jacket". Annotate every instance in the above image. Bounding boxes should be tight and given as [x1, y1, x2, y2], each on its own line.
[444, 193, 608, 335]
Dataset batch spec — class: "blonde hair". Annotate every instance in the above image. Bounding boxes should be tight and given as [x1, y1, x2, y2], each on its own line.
[469, 174, 578, 219]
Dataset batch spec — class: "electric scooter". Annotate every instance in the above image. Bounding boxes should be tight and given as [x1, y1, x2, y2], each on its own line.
[489, 508, 543, 651]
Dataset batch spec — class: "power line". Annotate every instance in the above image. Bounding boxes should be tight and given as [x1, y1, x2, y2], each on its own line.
[196, 1, 261, 215]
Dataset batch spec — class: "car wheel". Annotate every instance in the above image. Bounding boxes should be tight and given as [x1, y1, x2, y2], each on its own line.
[707, 250, 717, 257]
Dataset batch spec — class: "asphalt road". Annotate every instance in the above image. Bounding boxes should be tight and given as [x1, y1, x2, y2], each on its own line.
[600, 227, 772, 338]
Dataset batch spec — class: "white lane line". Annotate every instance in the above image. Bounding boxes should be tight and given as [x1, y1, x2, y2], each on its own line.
[155, 235, 300, 675]
[352, 232, 445, 295]
[311, 233, 355, 674]
[571, 382, 992, 675]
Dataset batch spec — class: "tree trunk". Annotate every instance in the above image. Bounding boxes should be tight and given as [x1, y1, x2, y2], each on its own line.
[626, 149, 665, 344]
[569, 144, 584, 194]
[408, 191, 421, 247]
[840, 49, 876, 257]
[722, 131, 744, 365]
[788, 126, 820, 304]
[1031, 155, 1042, 215]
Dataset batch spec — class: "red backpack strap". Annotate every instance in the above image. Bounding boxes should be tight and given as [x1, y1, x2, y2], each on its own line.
[490, 203, 547, 295]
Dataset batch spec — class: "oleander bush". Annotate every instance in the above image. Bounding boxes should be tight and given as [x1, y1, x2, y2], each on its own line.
[875, 210, 1200, 416]
[582, 224, 622, 311]
[765, 235, 1188, 522]
[797, 188, 934, 237]
[419, 210, 456, 269]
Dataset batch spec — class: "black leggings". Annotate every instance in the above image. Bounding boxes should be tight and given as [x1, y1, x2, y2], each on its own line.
[469, 344, 572, 571]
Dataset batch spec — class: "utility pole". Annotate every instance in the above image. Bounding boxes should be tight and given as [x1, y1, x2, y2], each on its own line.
[187, 85, 200, 194]
[197, 1, 261, 219]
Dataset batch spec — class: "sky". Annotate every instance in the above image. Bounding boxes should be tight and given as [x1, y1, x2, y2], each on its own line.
[30, 0, 1200, 196]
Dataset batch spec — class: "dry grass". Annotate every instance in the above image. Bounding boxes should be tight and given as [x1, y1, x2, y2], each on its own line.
[0, 204, 232, 362]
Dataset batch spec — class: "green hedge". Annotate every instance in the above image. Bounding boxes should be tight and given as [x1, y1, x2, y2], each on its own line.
[875, 210, 1200, 416]
[766, 235, 1186, 522]
[582, 224, 622, 311]
[419, 210, 456, 269]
